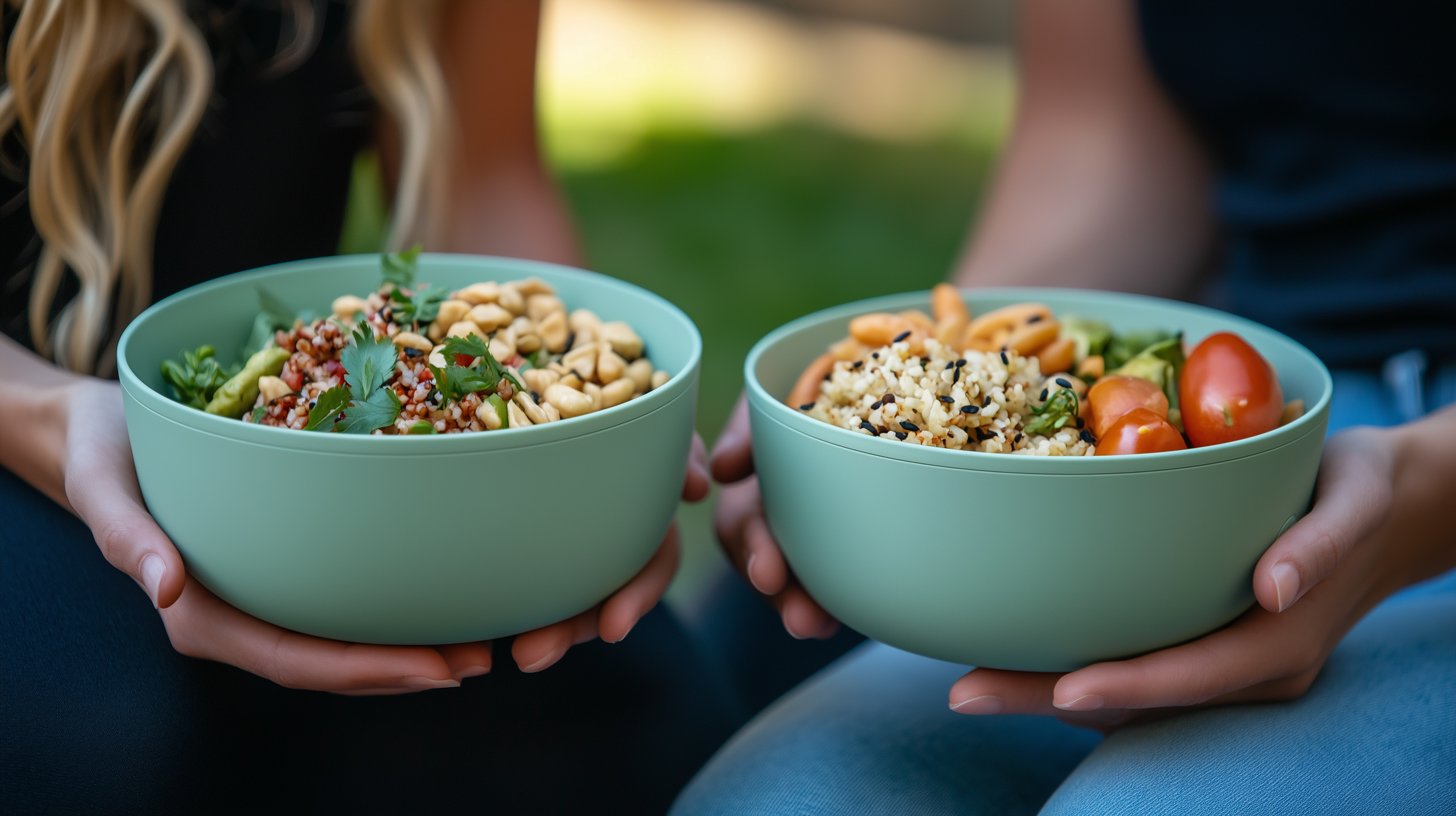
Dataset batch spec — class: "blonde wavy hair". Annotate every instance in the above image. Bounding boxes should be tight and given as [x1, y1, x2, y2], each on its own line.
[0, 0, 448, 375]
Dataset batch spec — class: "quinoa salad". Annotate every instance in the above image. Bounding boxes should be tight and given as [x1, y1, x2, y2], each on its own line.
[158, 249, 670, 435]
[790, 285, 1300, 457]
[803, 338, 1094, 455]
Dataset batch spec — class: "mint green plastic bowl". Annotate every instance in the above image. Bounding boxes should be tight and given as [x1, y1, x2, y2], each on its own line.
[117, 254, 700, 645]
[747, 288, 1331, 672]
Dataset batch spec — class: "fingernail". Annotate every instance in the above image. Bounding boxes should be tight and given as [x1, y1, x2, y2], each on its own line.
[1272, 562, 1301, 612]
[783, 618, 808, 640]
[455, 664, 491, 680]
[402, 676, 460, 691]
[606, 621, 636, 644]
[747, 554, 769, 594]
[520, 647, 566, 674]
[1054, 694, 1104, 711]
[140, 554, 166, 608]
[950, 695, 1003, 715]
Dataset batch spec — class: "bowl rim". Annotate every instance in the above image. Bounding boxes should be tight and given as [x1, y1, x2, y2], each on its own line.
[118, 253, 701, 454]
[744, 286, 1333, 475]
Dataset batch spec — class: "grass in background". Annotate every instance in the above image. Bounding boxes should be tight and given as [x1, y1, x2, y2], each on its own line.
[341, 122, 1001, 598]
[558, 124, 997, 597]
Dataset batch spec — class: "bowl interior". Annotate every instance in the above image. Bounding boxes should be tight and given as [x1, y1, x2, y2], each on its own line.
[118, 254, 701, 452]
[747, 287, 1332, 473]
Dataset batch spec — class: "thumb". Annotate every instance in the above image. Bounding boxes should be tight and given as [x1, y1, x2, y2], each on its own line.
[71, 476, 188, 609]
[710, 395, 755, 484]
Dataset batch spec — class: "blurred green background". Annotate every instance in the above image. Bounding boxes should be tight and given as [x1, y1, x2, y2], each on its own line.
[343, 0, 1016, 601]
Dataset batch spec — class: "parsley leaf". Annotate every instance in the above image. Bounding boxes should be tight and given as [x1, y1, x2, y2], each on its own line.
[381, 244, 422, 289]
[439, 333, 491, 362]
[335, 386, 402, 434]
[341, 325, 398, 402]
[407, 420, 435, 435]
[305, 386, 351, 431]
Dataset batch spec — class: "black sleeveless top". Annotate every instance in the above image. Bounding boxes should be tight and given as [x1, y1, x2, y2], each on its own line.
[1138, 1, 1456, 368]
[0, 0, 369, 351]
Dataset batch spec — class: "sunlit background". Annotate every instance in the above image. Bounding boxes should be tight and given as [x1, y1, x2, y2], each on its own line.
[348, 0, 1018, 601]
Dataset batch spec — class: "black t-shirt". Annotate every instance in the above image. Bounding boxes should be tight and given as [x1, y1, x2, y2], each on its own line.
[1138, 0, 1456, 368]
[1, 0, 370, 352]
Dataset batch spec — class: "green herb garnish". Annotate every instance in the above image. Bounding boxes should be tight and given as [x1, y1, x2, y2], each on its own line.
[1024, 387, 1080, 437]
[248, 405, 268, 424]
[305, 386, 351, 430]
[438, 334, 523, 391]
[381, 244, 422, 290]
[160, 345, 233, 409]
[304, 327, 402, 433]
[407, 420, 435, 435]
[390, 282, 449, 327]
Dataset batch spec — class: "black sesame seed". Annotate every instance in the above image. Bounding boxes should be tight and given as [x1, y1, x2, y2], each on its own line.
[882, 394, 896, 404]
[900, 420, 920, 432]
[944, 361, 955, 370]
[894, 431, 908, 440]
[798, 402, 815, 411]
[1080, 429, 1097, 444]
[870, 399, 883, 410]
[952, 368, 962, 384]
[851, 360, 864, 370]
[920, 357, 931, 367]
[1000, 350, 1010, 365]
[982, 395, 993, 407]
[404, 347, 423, 358]
[531, 391, 542, 404]
[1039, 387, 1049, 401]
[938, 395, 955, 404]
[860, 420, 877, 434]
[892, 330, 912, 343]
[872, 352, 880, 360]
[1026, 314, 1044, 324]
[961, 405, 979, 414]
[955, 359, 967, 368]
[1014, 432, 1024, 444]
[564, 331, 577, 351]
[1055, 377, 1073, 389]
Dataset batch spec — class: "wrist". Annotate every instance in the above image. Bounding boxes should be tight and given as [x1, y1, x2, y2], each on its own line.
[1382, 409, 1456, 587]
[1, 379, 78, 509]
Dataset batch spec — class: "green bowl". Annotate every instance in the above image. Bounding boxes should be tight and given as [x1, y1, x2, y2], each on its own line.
[746, 288, 1331, 672]
[118, 254, 700, 645]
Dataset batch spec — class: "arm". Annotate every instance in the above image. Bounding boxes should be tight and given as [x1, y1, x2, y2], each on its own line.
[378, 0, 581, 265]
[953, 0, 1215, 298]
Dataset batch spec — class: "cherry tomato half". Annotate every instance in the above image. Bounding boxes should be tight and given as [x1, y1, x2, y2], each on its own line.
[1087, 375, 1170, 438]
[1179, 332, 1283, 448]
[1094, 407, 1188, 455]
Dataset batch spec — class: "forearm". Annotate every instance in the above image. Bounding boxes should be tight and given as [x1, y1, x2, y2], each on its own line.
[0, 335, 79, 509]
[1384, 405, 1456, 592]
[952, 0, 1216, 298]
[437, 163, 582, 266]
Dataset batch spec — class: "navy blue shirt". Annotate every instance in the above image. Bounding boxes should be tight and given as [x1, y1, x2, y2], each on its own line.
[1138, 1, 1456, 367]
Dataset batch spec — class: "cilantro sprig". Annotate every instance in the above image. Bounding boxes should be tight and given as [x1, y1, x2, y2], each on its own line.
[305, 326, 402, 434]
[390, 282, 449, 328]
[381, 244, 422, 290]
[428, 334, 524, 404]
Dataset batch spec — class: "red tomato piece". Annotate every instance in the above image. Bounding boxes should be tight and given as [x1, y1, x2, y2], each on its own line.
[1094, 407, 1188, 455]
[1180, 332, 1283, 447]
[1087, 375, 1170, 438]
[454, 353, 475, 367]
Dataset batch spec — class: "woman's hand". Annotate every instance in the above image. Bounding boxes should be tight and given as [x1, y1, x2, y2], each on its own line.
[711, 395, 839, 639]
[64, 379, 709, 690]
[948, 422, 1456, 727]
[508, 433, 711, 672]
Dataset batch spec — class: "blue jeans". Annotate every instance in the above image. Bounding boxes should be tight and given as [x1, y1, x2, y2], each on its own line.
[673, 357, 1456, 816]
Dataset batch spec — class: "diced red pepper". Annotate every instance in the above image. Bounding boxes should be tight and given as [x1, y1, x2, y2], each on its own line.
[282, 368, 304, 392]
[454, 353, 474, 367]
